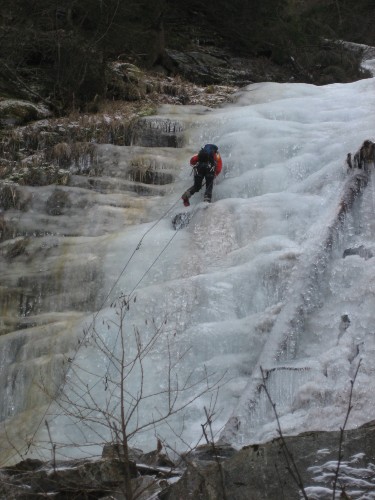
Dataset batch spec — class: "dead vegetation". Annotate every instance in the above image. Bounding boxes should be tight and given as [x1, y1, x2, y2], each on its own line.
[0, 71, 238, 189]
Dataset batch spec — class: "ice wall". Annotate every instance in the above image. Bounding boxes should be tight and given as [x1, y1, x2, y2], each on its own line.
[1, 77, 375, 465]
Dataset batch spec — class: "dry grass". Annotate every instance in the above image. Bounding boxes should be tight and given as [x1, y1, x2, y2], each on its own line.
[0, 71, 237, 185]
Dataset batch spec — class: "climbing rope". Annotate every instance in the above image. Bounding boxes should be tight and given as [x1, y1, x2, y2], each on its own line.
[25, 189, 207, 456]
[75, 196, 207, 393]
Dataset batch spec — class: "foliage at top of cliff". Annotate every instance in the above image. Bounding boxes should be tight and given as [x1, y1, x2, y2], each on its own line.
[0, 0, 373, 113]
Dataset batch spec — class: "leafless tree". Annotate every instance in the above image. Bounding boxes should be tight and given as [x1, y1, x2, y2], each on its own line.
[39, 293, 225, 499]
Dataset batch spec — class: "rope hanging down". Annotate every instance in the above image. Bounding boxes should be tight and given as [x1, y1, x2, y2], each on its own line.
[25, 190, 206, 452]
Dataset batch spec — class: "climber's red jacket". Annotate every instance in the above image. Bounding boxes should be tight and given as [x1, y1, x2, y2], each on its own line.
[190, 152, 223, 177]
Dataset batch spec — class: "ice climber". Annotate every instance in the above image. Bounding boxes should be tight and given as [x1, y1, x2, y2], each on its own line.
[181, 144, 222, 206]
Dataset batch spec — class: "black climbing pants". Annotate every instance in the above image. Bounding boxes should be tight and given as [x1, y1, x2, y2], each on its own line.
[187, 166, 215, 201]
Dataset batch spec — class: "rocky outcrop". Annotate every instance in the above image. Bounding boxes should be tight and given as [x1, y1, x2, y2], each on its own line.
[106, 62, 148, 102]
[163, 48, 293, 86]
[164, 49, 231, 85]
[163, 421, 375, 499]
[0, 457, 148, 499]
[0, 99, 51, 128]
[2, 423, 375, 499]
[0, 445, 182, 499]
[343, 244, 374, 260]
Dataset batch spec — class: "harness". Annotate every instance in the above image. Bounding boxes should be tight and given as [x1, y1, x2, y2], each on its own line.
[194, 162, 215, 177]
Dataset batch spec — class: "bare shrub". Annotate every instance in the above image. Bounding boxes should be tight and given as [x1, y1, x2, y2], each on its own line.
[37, 294, 224, 499]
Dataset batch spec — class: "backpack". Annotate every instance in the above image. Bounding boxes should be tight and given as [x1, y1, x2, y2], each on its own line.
[197, 148, 210, 164]
[198, 144, 218, 168]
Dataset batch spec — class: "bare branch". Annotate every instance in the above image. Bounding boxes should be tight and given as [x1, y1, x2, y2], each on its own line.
[260, 366, 309, 500]
[332, 358, 362, 499]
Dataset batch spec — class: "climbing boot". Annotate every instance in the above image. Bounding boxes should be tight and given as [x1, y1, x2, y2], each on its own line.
[204, 195, 211, 203]
[182, 192, 190, 207]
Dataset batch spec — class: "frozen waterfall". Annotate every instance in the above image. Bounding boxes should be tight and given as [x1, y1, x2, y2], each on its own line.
[1, 74, 375, 465]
